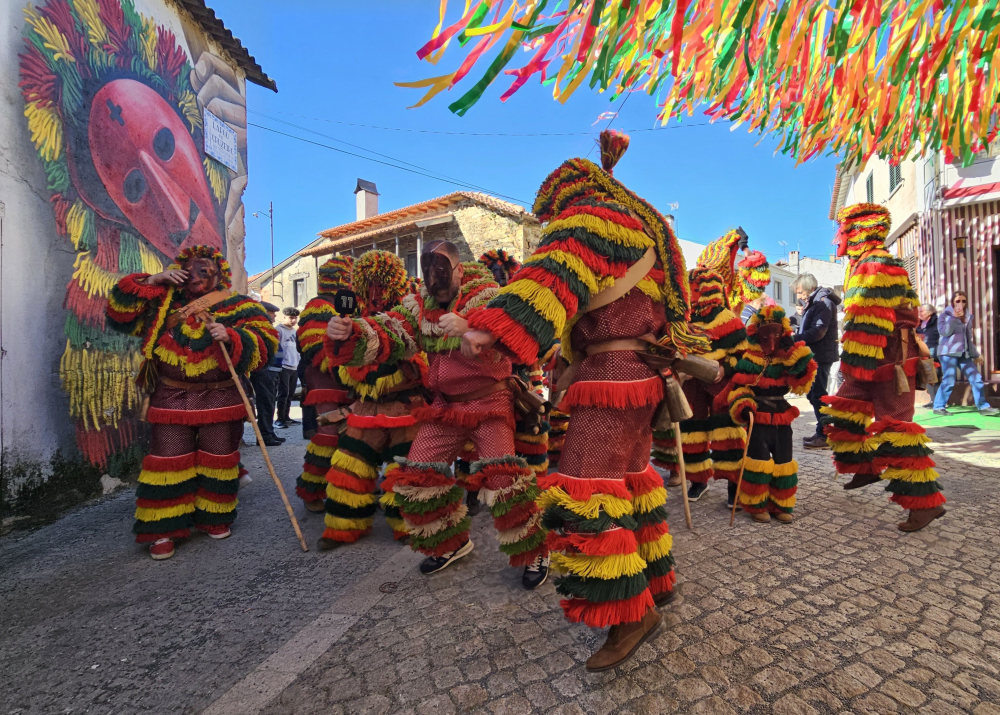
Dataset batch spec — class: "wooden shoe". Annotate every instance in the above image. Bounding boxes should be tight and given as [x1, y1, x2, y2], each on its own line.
[586, 608, 662, 672]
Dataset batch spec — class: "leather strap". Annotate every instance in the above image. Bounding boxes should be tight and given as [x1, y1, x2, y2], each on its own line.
[586, 248, 656, 313]
[584, 334, 656, 356]
[160, 377, 235, 391]
[387, 380, 422, 395]
[442, 379, 511, 403]
[900, 328, 909, 364]
[165, 289, 235, 330]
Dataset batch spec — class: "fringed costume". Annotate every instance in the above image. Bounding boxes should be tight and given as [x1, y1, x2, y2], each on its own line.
[821, 204, 946, 532]
[106, 246, 277, 557]
[295, 256, 354, 508]
[319, 251, 426, 547]
[467, 130, 703, 668]
[735, 250, 771, 311]
[726, 307, 816, 522]
[675, 233, 754, 493]
[325, 260, 547, 572]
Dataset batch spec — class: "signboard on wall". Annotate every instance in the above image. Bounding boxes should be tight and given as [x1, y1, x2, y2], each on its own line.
[204, 109, 238, 171]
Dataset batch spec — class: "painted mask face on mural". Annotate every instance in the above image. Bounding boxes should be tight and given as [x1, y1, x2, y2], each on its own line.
[758, 323, 783, 356]
[182, 256, 222, 298]
[87, 79, 222, 257]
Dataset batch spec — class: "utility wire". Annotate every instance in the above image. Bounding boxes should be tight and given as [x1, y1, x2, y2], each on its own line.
[247, 122, 531, 205]
[248, 108, 711, 137]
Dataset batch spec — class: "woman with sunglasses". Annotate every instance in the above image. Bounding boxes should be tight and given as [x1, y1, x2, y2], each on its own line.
[932, 291, 999, 415]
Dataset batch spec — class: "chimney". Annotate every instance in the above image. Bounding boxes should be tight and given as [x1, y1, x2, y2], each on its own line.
[354, 179, 379, 220]
[664, 214, 676, 233]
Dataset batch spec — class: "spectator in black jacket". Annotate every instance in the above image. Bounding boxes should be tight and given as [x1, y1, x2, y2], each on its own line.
[916, 303, 940, 407]
[792, 274, 842, 448]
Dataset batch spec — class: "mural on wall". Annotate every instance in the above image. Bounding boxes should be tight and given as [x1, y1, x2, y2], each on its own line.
[18, 0, 249, 468]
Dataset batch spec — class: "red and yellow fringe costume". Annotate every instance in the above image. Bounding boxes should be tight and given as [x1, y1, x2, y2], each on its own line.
[725, 307, 816, 515]
[469, 137, 702, 628]
[295, 256, 354, 505]
[821, 204, 946, 513]
[105, 246, 278, 543]
[325, 262, 546, 566]
[320, 251, 424, 543]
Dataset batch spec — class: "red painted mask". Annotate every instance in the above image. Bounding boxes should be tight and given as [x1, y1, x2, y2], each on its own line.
[758, 323, 783, 356]
[835, 227, 849, 258]
[182, 256, 221, 298]
[86, 79, 222, 257]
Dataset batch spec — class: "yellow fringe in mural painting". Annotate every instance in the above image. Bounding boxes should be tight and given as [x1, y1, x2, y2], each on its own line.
[203, 157, 228, 203]
[139, 17, 158, 71]
[329, 450, 378, 480]
[72, 252, 119, 298]
[137, 239, 164, 275]
[66, 201, 89, 250]
[23, 102, 63, 162]
[23, 8, 75, 64]
[72, 0, 109, 47]
[178, 89, 201, 131]
[551, 551, 647, 580]
[59, 342, 143, 430]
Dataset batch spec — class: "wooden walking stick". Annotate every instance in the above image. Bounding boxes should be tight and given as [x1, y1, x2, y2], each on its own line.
[730, 412, 755, 527]
[216, 338, 309, 552]
[672, 422, 694, 530]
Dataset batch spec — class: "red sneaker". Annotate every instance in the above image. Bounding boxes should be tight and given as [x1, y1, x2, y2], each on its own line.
[202, 525, 231, 540]
[149, 538, 175, 560]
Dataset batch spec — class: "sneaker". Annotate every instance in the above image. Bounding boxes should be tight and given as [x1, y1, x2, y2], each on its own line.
[979, 407, 1000, 416]
[238, 474, 253, 489]
[918, 402, 934, 409]
[687, 482, 708, 502]
[803, 434, 830, 450]
[149, 538, 174, 560]
[274, 420, 288, 429]
[285, 418, 301, 425]
[419, 539, 474, 575]
[932, 408, 950, 416]
[202, 524, 231, 539]
[465, 490, 482, 517]
[522, 555, 550, 590]
[726, 481, 740, 510]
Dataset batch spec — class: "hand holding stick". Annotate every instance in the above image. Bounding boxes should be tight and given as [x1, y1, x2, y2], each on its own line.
[730, 412, 755, 527]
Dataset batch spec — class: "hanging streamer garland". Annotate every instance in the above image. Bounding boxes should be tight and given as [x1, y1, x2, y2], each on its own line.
[403, 0, 1000, 166]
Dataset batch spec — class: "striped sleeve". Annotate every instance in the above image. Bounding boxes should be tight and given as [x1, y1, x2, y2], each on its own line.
[106, 273, 168, 337]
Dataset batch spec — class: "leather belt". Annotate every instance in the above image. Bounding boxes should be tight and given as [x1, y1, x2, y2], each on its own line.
[584, 337, 651, 356]
[160, 377, 235, 391]
[442, 379, 512, 403]
[387, 380, 422, 395]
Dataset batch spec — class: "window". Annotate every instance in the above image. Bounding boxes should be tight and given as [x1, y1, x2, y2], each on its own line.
[775, 280, 783, 302]
[406, 253, 418, 277]
[292, 278, 305, 307]
[889, 163, 902, 193]
[866, 172, 874, 203]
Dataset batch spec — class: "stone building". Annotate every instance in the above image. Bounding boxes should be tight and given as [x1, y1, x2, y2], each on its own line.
[1, 0, 273, 502]
[253, 183, 541, 312]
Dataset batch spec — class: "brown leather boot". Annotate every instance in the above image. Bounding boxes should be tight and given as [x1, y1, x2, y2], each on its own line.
[774, 512, 793, 523]
[317, 537, 344, 551]
[898, 506, 946, 532]
[843, 472, 881, 490]
[585, 608, 662, 672]
[667, 473, 683, 487]
[653, 588, 676, 607]
[305, 500, 326, 513]
[751, 511, 771, 523]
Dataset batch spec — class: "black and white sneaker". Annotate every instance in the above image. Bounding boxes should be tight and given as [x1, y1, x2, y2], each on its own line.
[419, 539, 474, 575]
[687, 481, 708, 502]
[522, 555, 550, 590]
[727, 481, 739, 509]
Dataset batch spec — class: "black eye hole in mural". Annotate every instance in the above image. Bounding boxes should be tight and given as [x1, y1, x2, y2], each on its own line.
[124, 169, 147, 204]
[154, 127, 175, 161]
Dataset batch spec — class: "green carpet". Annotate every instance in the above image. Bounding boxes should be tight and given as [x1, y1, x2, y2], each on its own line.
[913, 405, 1000, 430]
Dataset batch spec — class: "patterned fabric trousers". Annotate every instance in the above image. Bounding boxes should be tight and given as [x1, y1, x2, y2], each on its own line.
[133, 420, 243, 542]
[540, 403, 675, 628]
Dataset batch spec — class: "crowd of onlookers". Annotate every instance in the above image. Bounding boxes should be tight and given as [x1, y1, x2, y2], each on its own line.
[249, 303, 305, 447]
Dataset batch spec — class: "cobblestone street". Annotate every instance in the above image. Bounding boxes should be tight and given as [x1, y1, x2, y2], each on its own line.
[3, 399, 1000, 715]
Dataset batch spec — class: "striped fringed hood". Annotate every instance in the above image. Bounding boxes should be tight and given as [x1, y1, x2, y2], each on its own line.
[733, 306, 816, 395]
[479, 249, 521, 276]
[353, 250, 408, 315]
[736, 251, 770, 307]
[298, 256, 354, 367]
[836, 203, 918, 381]
[688, 267, 749, 366]
[467, 130, 697, 365]
[398, 262, 499, 355]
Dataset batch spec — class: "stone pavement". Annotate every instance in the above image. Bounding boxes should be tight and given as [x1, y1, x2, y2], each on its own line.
[2, 400, 999, 715]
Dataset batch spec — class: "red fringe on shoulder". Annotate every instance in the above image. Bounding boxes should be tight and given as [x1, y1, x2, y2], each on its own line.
[561, 591, 655, 628]
[538, 472, 631, 501]
[562, 376, 663, 410]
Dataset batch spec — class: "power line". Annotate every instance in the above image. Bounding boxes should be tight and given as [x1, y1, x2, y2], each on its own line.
[248, 108, 711, 137]
[247, 122, 531, 204]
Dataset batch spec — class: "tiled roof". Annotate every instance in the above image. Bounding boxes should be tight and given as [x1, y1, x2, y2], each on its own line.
[174, 0, 276, 91]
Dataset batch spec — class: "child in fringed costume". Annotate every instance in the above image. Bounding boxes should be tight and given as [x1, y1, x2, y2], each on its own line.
[324, 242, 549, 589]
[672, 230, 754, 506]
[106, 246, 278, 560]
[821, 204, 946, 532]
[726, 307, 816, 522]
[461, 130, 706, 671]
[317, 251, 427, 550]
[295, 256, 355, 511]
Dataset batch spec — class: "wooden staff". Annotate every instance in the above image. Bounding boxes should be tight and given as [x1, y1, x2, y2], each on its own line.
[730, 412, 755, 527]
[672, 422, 694, 530]
[216, 337, 309, 552]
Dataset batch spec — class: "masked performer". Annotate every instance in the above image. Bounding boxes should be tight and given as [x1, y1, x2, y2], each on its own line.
[295, 256, 355, 511]
[106, 246, 277, 560]
[461, 130, 705, 670]
[727, 307, 816, 522]
[821, 204, 946, 532]
[316, 251, 426, 549]
[325, 241, 549, 588]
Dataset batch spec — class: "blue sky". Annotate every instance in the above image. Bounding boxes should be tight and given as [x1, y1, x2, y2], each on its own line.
[208, 1, 841, 276]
